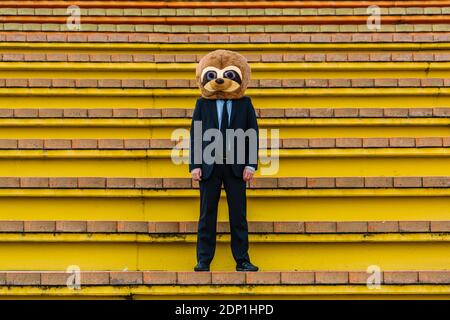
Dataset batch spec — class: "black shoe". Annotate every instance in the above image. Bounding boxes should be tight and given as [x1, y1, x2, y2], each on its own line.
[194, 262, 210, 272]
[236, 261, 259, 272]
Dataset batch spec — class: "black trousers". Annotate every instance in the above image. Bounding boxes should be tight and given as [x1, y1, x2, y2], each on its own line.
[197, 164, 250, 265]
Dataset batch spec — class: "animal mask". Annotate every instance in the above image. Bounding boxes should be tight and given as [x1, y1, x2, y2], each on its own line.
[196, 49, 251, 100]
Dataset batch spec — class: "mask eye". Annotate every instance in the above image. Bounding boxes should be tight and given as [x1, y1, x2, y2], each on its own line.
[223, 70, 237, 80]
[204, 71, 217, 82]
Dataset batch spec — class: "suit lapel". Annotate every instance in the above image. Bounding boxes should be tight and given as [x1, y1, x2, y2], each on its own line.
[209, 99, 219, 129]
[229, 98, 240, 128]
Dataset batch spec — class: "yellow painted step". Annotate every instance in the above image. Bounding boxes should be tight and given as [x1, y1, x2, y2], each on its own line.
[1, 88, 449, 109]
[2, 62, 449, 79]
[0, 118, 447, 139]
[0, 149, 448, 177]
[1, 285, 449, 299]
[0, 189, 447, 221]
[0, 233, 447, 271]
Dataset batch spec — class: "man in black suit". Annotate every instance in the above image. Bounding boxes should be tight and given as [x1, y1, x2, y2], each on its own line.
[189, 96, 259, 272]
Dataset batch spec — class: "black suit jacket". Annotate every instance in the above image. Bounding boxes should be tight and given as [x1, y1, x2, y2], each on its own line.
[189, 96, 259, 180]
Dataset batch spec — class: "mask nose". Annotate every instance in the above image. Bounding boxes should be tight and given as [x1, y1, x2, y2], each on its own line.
[215, 78, 224, 84]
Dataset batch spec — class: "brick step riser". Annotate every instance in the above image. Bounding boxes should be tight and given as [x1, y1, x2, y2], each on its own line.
[0, 220, 446, 234]
[2, 78, 450, 88]
[1, 32, 450, 43]
[0, 176, 447, 189]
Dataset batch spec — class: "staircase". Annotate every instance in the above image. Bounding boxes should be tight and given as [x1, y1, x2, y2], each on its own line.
[0, 0, 448, 299]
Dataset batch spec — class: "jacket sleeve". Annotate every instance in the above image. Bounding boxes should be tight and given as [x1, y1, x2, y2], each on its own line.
[246, 97, 259, 171]
[189, 98, 202, 172]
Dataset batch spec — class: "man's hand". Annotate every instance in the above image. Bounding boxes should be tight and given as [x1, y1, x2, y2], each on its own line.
[191, 168, 202, 181]
[243, 167, 255, 182]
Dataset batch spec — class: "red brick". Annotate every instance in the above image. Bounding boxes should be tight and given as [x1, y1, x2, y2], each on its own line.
[444, 137, 450, 147]
[143, 271, 177, 285]
[152, 222, 179, 233]
[20, 177, 49, 188]
[55, 221, 87, 232]
[161, 108, 186, 118]
[394, 177, 422, 188]
[98, 79, 121, 88]
[5, 79, 27, 87]
[67, 53, 90, 62]
[0, 140, 17, 149]
[328, 79, 351, 87]
[434, 108, 450, 117]
[0, 177, 20, 188]
[106, 178, 135, 189]
[153, 55, 174, 63]
[310, 108, 333, 117]
[282, 53, 305, 62]
[135, 178, 163, 188]
[163, 178, 191, 189]
[335, 177, 364, 188]
[0, 109, 13, 117]
[18, 139, 43, 149]
[98, 139, 124, 149]
[40, 272, 71, 286]
[44, 139, 71, 149]
[87, 109, 112, 118]
[399, 221, 430, 232]
[0, 221, 23, 232]
[212, 272, 246, 285]
[81, 272, 110, 285]
[49, 178, 77, 188]
[359, 108, 383, 117]
[246, 272, 281, 284]
[413, 53, 434, 61]
[90, 54, 111, 62]
[117, 221, 148, 233]
[336, 138, 362, 148]
[284, 108, 309, 118]
[409, 108, 433, 117]
[430, 221, 450, 232]
[63, 109, 87, 118]
[398, 78, 421, 87]
[392, 53, 413, 61]
[273, 222, 305, 233]
[281, 272, 314, 284]
[304, 53, 325, 62]
[24, 221, 55, 232]
[39, 109, 64, 118]
[124, 139, 150, 149]
[348, 53, 370, 62]
[249, 178, 277, 189]
[72, 139, 97, 149]
[368, 221, 399, 233]
[309, 138, 335, 148]
[419, 271, 450, 284]
[259, 108, 284, 118]
[261, 53, 283, 62]
[282, 139, 309, 149]
[52, 79, 75, 88]
[421, 78, 443, 87]
[362, 138, 389, 148]
[78, 177, 106, 188]
[305, 222, 336, 233]
[315, 272, 348, 284]
[29, 79, 51, 88]
[336, 222, 368, 233]
[390, 138, 415, 147]
[306, 177, 335, 188]
[334, 108, 359, 118]
[144, 79, 166, 88]
[138, 109, 161, 118]
[374, 79, 397, 87]
[383, 108, 409, 117]
[110, 272, 143, 285]
[281, 79, 305, 88]
[349, 271, 384, 284]
[248, 222, 273, 233]
[111, 54, 133, 62]
[305, 79, 328, 87]
[6, 272, 40, 285]
[177, 272, 211, 285]
[278, 177, 307, 188]
[416, 137, 443, 147]
[423, 177, 450, 188]
[384, 271, 418, 284]
[326, 53, 347, 62]
[178, 221, 197, 233]
[75, 79, 97, 88]
[87, 221, 117, 233]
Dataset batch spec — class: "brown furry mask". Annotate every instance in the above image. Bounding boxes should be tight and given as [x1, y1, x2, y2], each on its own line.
[196, 49, 251, 100]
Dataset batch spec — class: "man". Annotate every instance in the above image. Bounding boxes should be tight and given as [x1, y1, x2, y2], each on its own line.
[189, 49, 259, 272]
